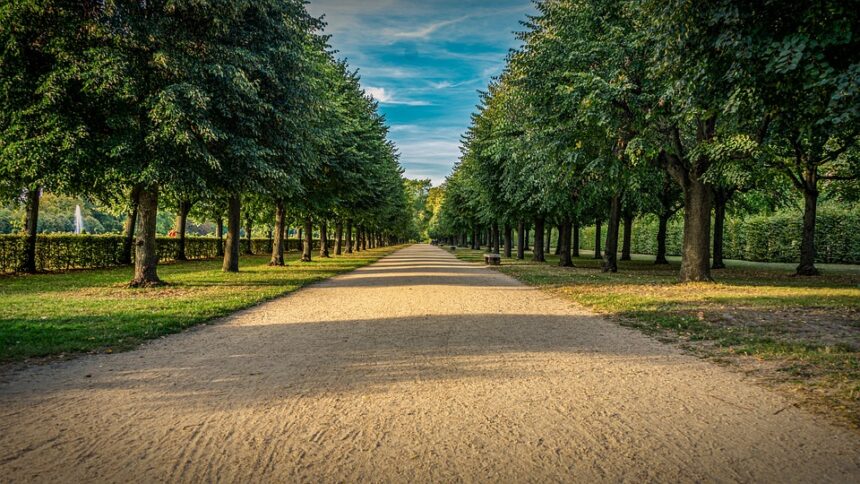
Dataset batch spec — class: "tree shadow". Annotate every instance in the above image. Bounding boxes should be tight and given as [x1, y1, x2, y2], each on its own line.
[1, 312, 675, 411]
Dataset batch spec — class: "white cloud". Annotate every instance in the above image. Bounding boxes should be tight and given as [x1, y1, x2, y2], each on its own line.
[386, 16, 470, 40]
[429, 81, 453, 89]
[364, 86, 432, 106]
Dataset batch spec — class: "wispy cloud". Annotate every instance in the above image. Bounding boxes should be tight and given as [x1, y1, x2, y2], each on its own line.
[385, 15, 470, 40]
[365, 86, 433, 106]
[305, 0, 536, 185]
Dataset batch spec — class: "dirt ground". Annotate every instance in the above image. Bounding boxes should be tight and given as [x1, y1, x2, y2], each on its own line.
[1, 244, 858, 482]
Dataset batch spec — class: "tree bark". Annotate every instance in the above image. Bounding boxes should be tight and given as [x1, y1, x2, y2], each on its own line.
[655, 212, 669, 264]
[297, 227, 303, 252]
[516, 220, 525, 259]
[20, 186, 41, 274]
[471, 226, 479, 250]
[544, 225, 552, 254]
[712, 190, 729, 269]
[269, 200, 286, 266]
[679, 179, 713, 282]
[503, 223, 512, 258]
[334, 221, 343, 255]
[621, 212, 633, 261]
[244, 212, 253, 255]
[355, 226, 362, 252]
[346, 220, 353, 253]
[319, 220, 330, 257]
[532, 216, 545, 262]
[558, 218, 573, 267]
[361, 227, 368, 251]
[222, 195, 241, 272]
[572, 220, 580, 258]
[523, 224, 530, 251]
[175, 199, 192, 261]
[131, 186, 162, 286]
[603, 194, 621, 272]
[555, 224, 563, 255]
[120, 185, 141, 265]
[593, 219, 602, 259]
[216, 217, 224, 257]
[797, 186, 820, 275]
[301, 216, 313, 262]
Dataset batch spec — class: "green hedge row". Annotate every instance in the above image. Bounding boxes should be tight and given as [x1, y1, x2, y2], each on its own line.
[578, 205, 860, 264]
[0, 235, 329, 273]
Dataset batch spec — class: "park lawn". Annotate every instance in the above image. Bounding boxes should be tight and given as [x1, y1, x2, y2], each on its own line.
[0, 246, 401, 363]
[450, 247, 860, 429]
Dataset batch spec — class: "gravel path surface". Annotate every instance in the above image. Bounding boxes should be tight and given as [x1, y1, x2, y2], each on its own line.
[1, 244, 858, 482]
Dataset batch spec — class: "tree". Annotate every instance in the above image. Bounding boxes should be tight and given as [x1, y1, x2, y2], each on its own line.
[0, 1, 101, 273]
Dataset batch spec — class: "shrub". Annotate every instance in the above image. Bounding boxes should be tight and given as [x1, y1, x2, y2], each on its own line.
[0, 235, 330, 273]
[577, 205, 860, 264]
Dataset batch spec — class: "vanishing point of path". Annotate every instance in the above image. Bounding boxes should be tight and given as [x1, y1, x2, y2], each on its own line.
[1, 244, 858, 482]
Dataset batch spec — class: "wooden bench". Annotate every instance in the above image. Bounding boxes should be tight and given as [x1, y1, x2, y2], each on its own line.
[449, 246, 457, 251]
[484, 253, 501, 265]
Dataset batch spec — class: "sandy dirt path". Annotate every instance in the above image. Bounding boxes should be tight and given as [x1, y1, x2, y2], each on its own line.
[1, 244, 858, 482]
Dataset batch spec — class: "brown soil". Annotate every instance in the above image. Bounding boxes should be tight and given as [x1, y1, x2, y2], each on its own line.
[1, 245, 858, 482]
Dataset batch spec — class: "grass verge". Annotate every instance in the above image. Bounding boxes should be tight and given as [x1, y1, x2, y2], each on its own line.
[0, 246, 401, 363]
[450, 247, 860, 429]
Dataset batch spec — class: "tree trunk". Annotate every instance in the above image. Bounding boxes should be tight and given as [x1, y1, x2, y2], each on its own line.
[335, 221, 343, 255]
[523, 224, 530, 251]
[131, 186, 162, 286]
[356, 226, 362, 252]
[319, 220, 330, 257]
[712, 192, 727, 269]
[532, 217, 545, 262]
[558, 218, 573, 267]
[301, 216, 313, 262]
[361, 227, 368, 251]
[222, 195, 241, 272]
[655, 212, 669, 264]
[471, 226, 478, 250]
[621, 212, 633, 261]
[20, 186, 41, 274]
[572, 220, 580, 257]
[120, 185, 141, 265]
[244, 213, 253, 255]
[491, 223, 500, 254]
[175, 199, 192, 261]
[297, 227, 303, 252]
[593, 219, 602, 259]
[679, 179, 713, 282]
[544, 225, 552, 254]
[503, 224, 512, 258]
[603, 194, 621, 272]
[346, 220, 354, 253]
[555, 224, 562, 255]
[216, 217, 224, 257]
[269, 200, 286, 266]
[797, 186, 820, 275]
[516, 220, 525, 259]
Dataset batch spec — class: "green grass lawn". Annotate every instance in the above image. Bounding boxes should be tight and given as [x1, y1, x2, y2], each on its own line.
[0, 247, 401, 362]
[450, 246, 860, 428]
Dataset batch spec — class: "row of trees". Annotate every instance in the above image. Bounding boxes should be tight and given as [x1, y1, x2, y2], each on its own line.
[1, 1, 416, 284]
[431, 0, 858, 281]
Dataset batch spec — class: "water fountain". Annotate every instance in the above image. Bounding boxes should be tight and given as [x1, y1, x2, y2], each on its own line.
[74, 205, 84, 234]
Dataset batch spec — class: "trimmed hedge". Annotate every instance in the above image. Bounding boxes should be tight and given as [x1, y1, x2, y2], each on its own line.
[578, 205, 860, 265]
[0, 235, 330, 273]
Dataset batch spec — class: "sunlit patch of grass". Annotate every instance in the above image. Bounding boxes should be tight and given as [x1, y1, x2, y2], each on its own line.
[0, 247, 401, 362]
[449, 246, 860, 428]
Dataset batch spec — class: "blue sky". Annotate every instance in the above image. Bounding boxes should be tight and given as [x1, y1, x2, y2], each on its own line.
[305, 0, 534, 186]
